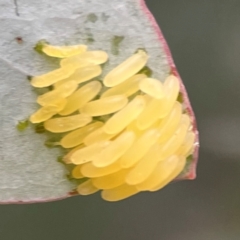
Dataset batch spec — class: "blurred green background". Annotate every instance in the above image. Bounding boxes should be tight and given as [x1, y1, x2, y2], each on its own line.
[1, 1, 240, 239]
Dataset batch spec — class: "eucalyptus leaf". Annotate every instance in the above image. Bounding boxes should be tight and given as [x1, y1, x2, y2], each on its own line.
[0, 0, 199, 203]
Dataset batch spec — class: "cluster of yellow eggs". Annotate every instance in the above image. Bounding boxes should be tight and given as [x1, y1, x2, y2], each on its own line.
[29, 42, 195, 201]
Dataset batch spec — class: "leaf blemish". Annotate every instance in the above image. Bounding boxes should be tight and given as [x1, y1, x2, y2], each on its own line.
[84, 31, 95, 44]
[87, 13, 98, 23]
[34, 123, 45, 134]
[15, 37, 23, 44]
[34, 40, 48, 54]
[44, 139, 60, 148]
[177, 92, 184, 103]
[138, 66, 153, 77]
[16, 119, 29, 132]
[101, 13, 109, 21]
[111, 36, 124, 55]
[27, 75, 32, 81]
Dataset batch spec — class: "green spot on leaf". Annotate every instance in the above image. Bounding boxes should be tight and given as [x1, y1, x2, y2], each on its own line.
[69, 176, 88, 185]
[87, 13, 98, 23]
[32, 87, 49, 95]
[178, 154, 194, 177]
[66, 165, 88, 185]
[135, 48, 148, 54]
[27, 75, 32, 81]
[186, 154, 193, 162]
[138, 66, 153, 77]
[57, 156, 64, 163]
[16, 119, 29, 132]
[74, 178, 88, 185]
[111, 36, 124, 55]
[101, 13, 109, 21]
[34, 40, 48, 54]
[48, 85, 54, 91]
[85, 33, 95, 44]
[177, 92, 184, 103]
[87, 37, 95, 43]
[44, 137, 60, 148]
[35, 123, 45, 134]
[66, 174, 73, 180]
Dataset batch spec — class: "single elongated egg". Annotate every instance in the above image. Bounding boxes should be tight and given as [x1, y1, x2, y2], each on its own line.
[103, 50, 148, 87]
[136, 155, 180, 191]
[139, 78, 165, 99]
[37, 81, 78, 106]
[92, 169, 129, 190]
[31, 67, 75, 88]
[77, 180, 99, 195]
[101, 184, 139, 202]
[101, 74, 146, 98]
[59, 81, 102, 116]
[103, 96, 146, 134]
[125, 144, 162, 185]
[81, 95, 128, 116]
[70, 141, 110, 165]
[44, 114, 92, 133]
[81, 161, 122, 178]
[42, 44, 87, 58]
[120, 129, 160, 168]
[54, 65, 102, 88]
[93, 131, 136, 167]
[61, 51, 108, 69]
[60, 121, 103, 148]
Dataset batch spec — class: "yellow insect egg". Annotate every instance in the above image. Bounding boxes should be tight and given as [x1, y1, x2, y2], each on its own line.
[150, 156, 186, 192]
[126, 108, 161, 137]
[103, 96, 146, 134]
[37, 81, 78, 106]
[54, 65, 102, 88]
[142, 94, 153, 103]
[126, 120, 144, 137]
[146, 120, 162, 130]
[120, 129, 161, 168]
[31, 67, 75, 88]
[92, 169, 129, 190]
[83, 127, 119, 146]
[42, 44, 88, 58]
[101, 184, 139, 202]
[71, 165, 84, 179]
[59, 81, 102, 116]
[158, 75, 180, 119]
[158, 101, 182, 143]
[103, 50, 148, 87]
[30, 105, 60, 123]
[176, 132, 195, 156]
[53, 98, 68, 110]
[61, 51, 108, 69]
[101, 74, 146, 98]
[137, 97, 165, 130]
[80, 95, 128, 116]
[126, 120, 160, 138]
[136, 155, 180, 191]
[81, 161, 122, 178]
[44, 114, 92, 133]
[92, 131, 136, 168]
[139, 78, 165, 99]
[60, 121, 103, 148]
[158, 115, 190, 160]
[63, 145, 85, 164]
[125, 144, 162, 185]
[77, 180, 99, 196]
[70, 141, 110, 165]
[136, 75, 180, 129]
